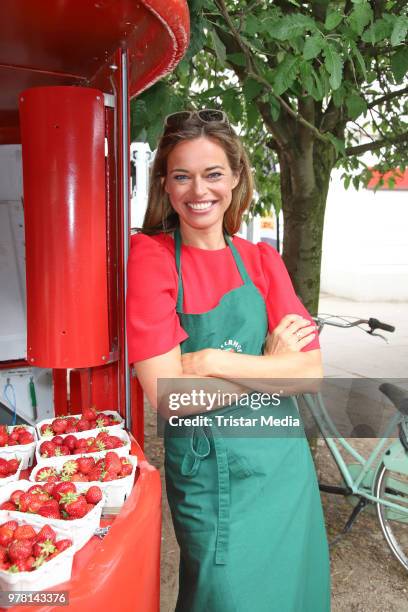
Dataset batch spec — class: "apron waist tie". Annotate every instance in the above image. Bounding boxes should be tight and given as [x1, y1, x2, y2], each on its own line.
[180, 424, 251, 566]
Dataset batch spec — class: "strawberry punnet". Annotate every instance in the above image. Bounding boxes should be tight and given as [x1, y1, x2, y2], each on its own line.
[0, 520, 72, 573]
[0, 426, 34, 448]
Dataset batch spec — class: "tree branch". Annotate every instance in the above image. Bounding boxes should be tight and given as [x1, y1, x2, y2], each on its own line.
[214, 0, 330, 145]
[367, 86, 408, 110]
[345, 132, 408, 156]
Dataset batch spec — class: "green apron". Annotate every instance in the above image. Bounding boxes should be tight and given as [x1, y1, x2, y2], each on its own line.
[164, 227, 330, 612]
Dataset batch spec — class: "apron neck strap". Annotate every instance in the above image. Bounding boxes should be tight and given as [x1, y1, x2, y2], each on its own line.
[175, 227, 250, 313]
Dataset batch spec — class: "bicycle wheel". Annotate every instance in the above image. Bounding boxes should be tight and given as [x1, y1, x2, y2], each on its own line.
[375, 463, 408, 570]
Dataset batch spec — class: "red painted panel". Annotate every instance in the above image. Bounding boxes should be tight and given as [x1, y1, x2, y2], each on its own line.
[19, 86, 110, 368]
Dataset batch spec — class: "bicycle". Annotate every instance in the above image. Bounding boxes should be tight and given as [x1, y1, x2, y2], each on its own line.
[298, 314, 408, 571]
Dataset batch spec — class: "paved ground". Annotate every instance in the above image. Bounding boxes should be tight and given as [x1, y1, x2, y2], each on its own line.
[143, 293, 408, 611]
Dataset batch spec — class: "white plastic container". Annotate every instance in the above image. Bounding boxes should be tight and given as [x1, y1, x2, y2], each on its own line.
[0, 454, 23, 487]
[35, 429, 131, 467]
[0, 480, 104, 551]
[36, 411, 124, 439]
[0, 512, 75, 592]
[30, 455, 138, 511]
[0, 426, 37, 469]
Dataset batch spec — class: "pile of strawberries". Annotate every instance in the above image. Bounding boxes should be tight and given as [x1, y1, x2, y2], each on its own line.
[0, 458, 21, 479]
[0, 521, 72, 573]
[0, 425, 34, 447]
[39, 431, 125, 458]
[0, 483, 103, 520]
[35, 452, 133, 483]
[39, 406, 121, 437]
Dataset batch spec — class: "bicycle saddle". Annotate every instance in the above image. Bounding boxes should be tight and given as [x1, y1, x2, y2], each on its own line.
[379, 382, 408, 416]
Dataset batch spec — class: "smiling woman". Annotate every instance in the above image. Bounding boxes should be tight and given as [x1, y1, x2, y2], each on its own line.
[126, 110, 330, 612]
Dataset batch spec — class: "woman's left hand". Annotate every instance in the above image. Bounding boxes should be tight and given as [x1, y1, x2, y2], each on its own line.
[181, 348, 217, 376]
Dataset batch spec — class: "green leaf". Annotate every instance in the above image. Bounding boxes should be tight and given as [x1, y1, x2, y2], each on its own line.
[267, 14, 314, 41]
[269, 96, 281, 122]
[243, 78, 263, 103]
[390, 47, 408, 82]
[303, 35, 323, 60]
[245, 15, 264, 36]
[200, 86, 225, 99]
[332, 85, 345, 108]
[327, 133, 346, 156]
[391, 16, 408, 47]
[226, 53, 247, 67]
[348, 2, 373, 36]
[325, 10, 343, 31]
[146, 121, 163, 151]
[345, 93, 367, 120]
[362, 19, 392, 44]
[210, 29, 226, 65]
[323, 44, 343, 90]
[273, 55, 299, 95]
[350, 42, 367, 79]
[246, 102, 259, 130]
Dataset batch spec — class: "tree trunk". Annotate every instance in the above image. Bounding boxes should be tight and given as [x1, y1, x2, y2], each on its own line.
[278, 139, 337, 315]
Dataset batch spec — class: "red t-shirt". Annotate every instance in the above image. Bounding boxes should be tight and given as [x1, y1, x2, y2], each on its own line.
[126, 232, 320, 363]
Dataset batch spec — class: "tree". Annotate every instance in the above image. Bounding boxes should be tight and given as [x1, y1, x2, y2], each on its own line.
[131, 0, 408, 313]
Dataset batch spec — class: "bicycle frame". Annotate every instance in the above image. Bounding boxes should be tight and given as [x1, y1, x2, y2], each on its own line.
[301, 393, 408, 517]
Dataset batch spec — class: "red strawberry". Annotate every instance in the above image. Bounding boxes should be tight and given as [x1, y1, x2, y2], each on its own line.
[88, 467, 103, 482]
[35, 524, 56, 543]
[85, 486, 102, 505]
[27, 484, 45, 495]
[76, 418, 90, 432]
[8, 539, 33, 562]
[51, 435, 64, 446]
[77, 457, 95, 475]
[33, 538, 56, 558]
[0, 501, 16, 511]
[0, 545, 7, 562]
[13, 525, 36, 541]
[51, 418, 67, 435]
[39, 440, 56, 458]
[54, 445, 70, 457]
[102, 469, 117, 482]
[64, 424, 77, 434]
[82, 406, 98, 421]
[55, 538, 72, 553]
[0, 525, 15, 546]
[43, 480, 58, 496]
[1, 520, 18, 531]
[40, 423, 53, 436]
[35, 467, 57, 482]
[7, 459, 20, 474]
[120, 461, 133, 477]
[0, 431, 8, 446]
[70, 473, 88, 482]
[60, 493, 88, 519]
[61, 460, 78, 476]
[17, 431, 34, 444]
[96, 415, 110, 428]
[63, 435, 77, 452]
[37, 503, 61, 519]
[52, 482, 76, 502]
[105, 451, 122, 474]
[23, 556, 36, 571]
[0, 458, 9, 476]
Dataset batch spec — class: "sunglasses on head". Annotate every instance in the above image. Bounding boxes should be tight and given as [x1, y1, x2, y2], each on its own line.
[164, 109, 229, 130]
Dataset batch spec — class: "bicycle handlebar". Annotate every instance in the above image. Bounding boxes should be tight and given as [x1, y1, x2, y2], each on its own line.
[367, 317, 395, 333]
[314, 314, 396, 336]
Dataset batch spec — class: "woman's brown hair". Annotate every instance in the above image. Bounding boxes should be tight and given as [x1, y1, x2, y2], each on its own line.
[141, 113, 253, 236]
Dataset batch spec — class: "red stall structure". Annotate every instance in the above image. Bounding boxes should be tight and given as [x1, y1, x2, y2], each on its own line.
[0, 1, 189, 610]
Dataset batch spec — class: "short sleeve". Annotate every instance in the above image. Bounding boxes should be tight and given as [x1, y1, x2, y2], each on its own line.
[258, 242, 320, 352]
[126, 234, 188, 363]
